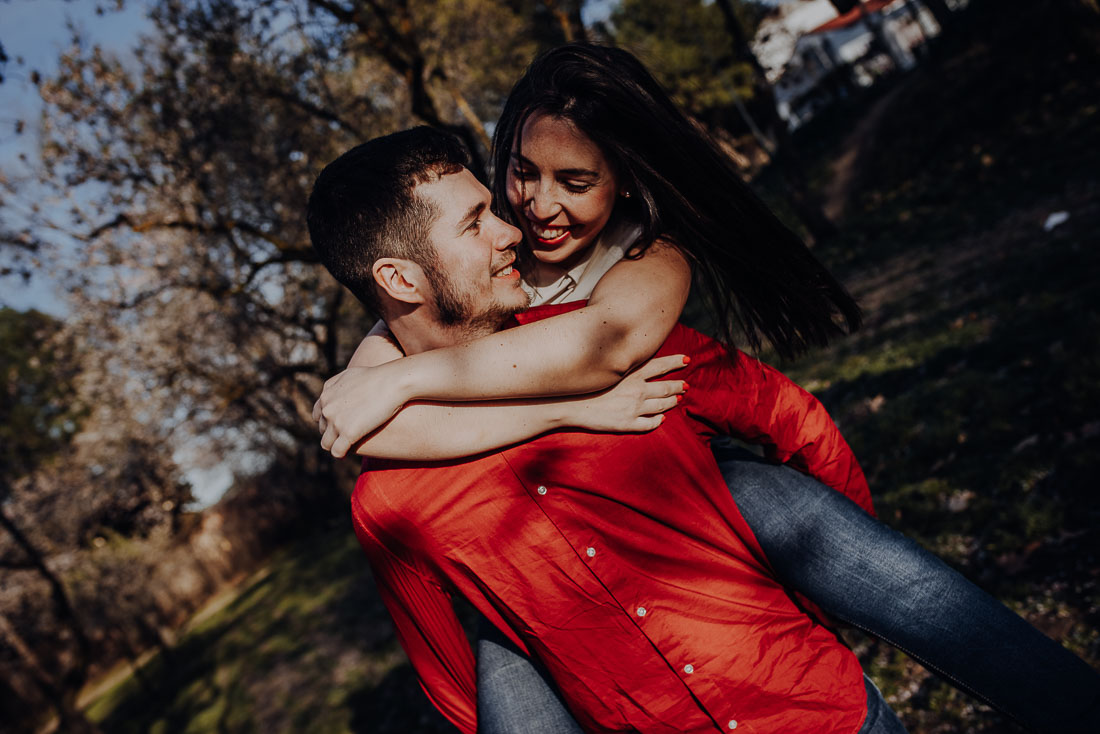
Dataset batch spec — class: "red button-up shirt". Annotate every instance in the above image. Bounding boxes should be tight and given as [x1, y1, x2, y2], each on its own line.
[352, 302, 874, 733]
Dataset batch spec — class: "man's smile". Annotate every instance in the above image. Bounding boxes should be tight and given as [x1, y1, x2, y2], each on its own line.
[492, 257, 520, 280]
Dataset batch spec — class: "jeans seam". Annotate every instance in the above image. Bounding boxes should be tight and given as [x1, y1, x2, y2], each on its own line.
[838, 614, 1028, 731]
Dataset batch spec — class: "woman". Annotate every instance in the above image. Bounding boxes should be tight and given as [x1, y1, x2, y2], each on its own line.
[316, 44, 1099, 733]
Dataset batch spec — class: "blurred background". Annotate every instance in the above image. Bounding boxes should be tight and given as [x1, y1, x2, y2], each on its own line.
[1, 0, 1098, 732]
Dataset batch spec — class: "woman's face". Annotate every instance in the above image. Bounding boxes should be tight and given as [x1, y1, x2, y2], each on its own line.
[506, 112, 621, 269]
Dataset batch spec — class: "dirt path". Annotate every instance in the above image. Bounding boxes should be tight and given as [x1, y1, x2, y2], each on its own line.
[822, 82, 909, 222]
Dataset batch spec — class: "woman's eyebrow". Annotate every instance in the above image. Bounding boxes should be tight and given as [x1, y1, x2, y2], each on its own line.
[510, 153, 600, 178]
[558, 168, 600, 178]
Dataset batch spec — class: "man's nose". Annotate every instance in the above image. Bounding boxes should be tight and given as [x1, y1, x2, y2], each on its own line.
[496, 219, 523, 249]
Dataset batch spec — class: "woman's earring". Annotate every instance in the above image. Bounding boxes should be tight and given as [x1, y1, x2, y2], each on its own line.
[621, 190, 632, 199]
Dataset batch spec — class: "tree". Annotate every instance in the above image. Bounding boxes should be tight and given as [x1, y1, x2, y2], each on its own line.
[0, 308, 84, 479]
[612, 0, 757, 121]
[0, 308, 100, 733]
[538, 0, 586, 42]
[712, 0, 839, 241]
[1, 2, 554, 728]
[0, 302, 198, 730]
[23, 0, 535, 502]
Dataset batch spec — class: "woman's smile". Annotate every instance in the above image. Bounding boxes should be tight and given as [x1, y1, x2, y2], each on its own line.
[507, 112, 620, 266]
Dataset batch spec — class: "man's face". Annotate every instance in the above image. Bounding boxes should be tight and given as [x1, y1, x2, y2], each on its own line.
[415, 168, 530, 334]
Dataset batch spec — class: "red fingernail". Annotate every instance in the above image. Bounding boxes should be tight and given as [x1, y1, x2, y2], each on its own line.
[682, 356, 691, 365]
[682, 382, 689, 391]
[676, 394, 683, 403]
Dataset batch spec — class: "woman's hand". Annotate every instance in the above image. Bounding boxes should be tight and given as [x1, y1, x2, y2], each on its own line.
[314, 364, 409, 458]
[568, 354, 688, 432]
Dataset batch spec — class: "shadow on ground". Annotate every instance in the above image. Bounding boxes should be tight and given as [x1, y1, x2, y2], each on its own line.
[88, 529, 458, 733]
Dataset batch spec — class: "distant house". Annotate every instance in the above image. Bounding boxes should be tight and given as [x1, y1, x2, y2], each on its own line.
[753, 0, 965, 129]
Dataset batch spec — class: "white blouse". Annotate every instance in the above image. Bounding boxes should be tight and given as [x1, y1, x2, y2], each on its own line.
[521, 217, 643, 307]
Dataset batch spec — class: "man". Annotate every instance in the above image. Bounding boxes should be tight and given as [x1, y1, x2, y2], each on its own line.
[307, 127, 907, 734]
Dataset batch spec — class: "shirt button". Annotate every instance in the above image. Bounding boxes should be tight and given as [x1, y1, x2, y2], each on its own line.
[728, 721, 738, 730]
[636, 607, 647, 617]
[585, 547, 596, 558]
[683, 664, 694, 674]
[536, 485, 548, 495]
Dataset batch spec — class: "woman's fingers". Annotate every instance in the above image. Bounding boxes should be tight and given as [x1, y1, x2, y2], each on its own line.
[633, 414, 666, 431]
[634, 353, 689, 380]
[643, 379, 687, 399]
[644, 395, 680, 415]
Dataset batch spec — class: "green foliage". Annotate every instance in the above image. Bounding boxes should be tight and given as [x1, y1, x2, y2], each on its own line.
[88, 529, 457, 733]
[611, 0, 756, 113]
[0, 307, 86, 483]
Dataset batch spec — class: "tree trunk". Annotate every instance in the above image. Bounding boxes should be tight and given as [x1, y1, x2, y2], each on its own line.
[544, 0, 587, 42]
[306, 0, 490, 177]
[0, 604, 102, 734]
[0, 499, 97, 714]
[714, 0, 838, 241]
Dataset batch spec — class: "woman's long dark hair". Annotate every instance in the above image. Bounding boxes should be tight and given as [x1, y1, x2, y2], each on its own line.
[491, 43, 861, 359]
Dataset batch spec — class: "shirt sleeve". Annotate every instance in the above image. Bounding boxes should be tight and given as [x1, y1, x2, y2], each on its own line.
[669, 327, 874, 516]
[356, 523, 478, 733]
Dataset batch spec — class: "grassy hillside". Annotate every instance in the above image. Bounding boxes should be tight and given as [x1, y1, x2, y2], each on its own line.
[776, 2, 1100, 730]
[84, 2, 1099, 733]
[86, 530, 455, 733]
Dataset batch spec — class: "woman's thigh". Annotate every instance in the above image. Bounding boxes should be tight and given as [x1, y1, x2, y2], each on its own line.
[714, 445, 1100, 732]
[476, 621, 583, 734]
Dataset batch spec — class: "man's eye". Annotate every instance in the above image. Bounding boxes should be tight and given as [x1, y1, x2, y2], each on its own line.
[466, 219, 482, 233]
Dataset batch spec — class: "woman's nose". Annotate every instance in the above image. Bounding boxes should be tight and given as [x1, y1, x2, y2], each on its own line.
[526, 187, 561, 220]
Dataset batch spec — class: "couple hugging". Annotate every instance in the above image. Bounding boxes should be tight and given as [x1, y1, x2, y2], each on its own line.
[307, 44, 1099, 734]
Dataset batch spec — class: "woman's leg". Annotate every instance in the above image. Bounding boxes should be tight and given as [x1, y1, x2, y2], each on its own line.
[476, 620, 583, 734]
[858, 676, 910, 734]
[714, 445, 1100, 734]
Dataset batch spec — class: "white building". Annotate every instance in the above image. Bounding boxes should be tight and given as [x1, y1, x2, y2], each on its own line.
[753, 0, 958, 129]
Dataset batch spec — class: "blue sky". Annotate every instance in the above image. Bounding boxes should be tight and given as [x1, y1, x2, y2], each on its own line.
[1, 0, 151, 314]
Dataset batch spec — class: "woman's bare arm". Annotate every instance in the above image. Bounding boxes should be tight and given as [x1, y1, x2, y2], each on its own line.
[316, 243, 692, 458]
[351, 354, 687, 460]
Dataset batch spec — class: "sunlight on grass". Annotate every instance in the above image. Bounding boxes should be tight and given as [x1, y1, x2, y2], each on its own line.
[86, 530, 449, 734]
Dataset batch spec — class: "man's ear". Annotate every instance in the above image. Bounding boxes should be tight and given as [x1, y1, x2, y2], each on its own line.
[372, 258, 428, 306]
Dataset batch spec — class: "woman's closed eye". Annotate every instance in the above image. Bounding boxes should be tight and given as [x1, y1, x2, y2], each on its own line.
[563, 180, 595, 194]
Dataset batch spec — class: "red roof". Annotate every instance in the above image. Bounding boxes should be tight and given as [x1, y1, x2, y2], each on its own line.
[810, 0, 895, 34]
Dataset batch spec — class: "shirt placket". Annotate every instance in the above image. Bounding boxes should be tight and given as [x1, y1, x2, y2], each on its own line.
[512, 464, 747, 732]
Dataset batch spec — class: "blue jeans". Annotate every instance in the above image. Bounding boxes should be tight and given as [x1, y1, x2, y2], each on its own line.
[713, 448, 1100, 733]
[477, 450, 1100, 733]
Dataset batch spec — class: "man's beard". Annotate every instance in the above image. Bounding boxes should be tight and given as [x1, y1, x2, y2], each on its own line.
[421, 259, 530, 335]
